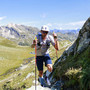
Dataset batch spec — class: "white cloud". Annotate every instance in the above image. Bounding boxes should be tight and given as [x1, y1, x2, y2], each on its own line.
[0, 16, 6, 21]
[46, 21, 85, 30]
[63, 21, 85, 30]
[65, 21, 85, 26]
[16, 20, 85, 30]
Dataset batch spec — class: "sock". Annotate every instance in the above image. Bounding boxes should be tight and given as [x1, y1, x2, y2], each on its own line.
[46, 70, 51, 77]
[46, 70, 51, 85]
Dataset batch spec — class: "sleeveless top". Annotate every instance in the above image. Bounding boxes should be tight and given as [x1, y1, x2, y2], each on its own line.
[35, 34, 55, 56]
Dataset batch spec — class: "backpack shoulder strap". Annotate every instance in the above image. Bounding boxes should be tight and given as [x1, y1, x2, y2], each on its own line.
[37, 33, 42, 46]
[48, 35, 52, 41]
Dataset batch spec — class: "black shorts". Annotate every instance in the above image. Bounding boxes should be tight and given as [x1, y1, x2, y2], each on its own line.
[36, 54, 52, 71]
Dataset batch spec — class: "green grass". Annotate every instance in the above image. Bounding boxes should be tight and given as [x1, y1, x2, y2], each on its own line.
[53, 46, 90, 90]
[49, 40, 71, 64]
[0, 62, 36, 90]
[0, 45, 34, 76]
[0, 36, 34, 76]
[0, 36, 72, 89]
[0, 36, 17, 47]
[0, 37, 35, 89]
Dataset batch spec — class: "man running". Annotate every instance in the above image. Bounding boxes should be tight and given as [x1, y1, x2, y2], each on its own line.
[31, 25, 59, 86]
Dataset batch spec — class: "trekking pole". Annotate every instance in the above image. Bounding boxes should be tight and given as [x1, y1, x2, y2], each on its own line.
[35, 37, 37, 90]
[53, 33, 62, 89]
[53, 32, 58, 59]
[55, 46, 58, 59]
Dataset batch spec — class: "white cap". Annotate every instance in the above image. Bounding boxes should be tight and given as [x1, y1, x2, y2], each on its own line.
[41, 25, 49, 32]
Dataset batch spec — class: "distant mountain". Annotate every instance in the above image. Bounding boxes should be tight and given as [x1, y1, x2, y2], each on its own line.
[49, 29, 79, 42]
[50, 29, 80, 34]
[0, 23, 39, 46]
[0, 23, 79, 46]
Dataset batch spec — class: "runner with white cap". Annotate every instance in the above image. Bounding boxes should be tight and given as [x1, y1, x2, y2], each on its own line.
[31, 25, 59, 87]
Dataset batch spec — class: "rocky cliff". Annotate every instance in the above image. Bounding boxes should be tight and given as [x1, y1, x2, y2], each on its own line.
[49, 17, 90, 90]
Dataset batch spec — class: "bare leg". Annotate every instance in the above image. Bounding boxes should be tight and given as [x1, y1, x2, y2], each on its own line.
[47, 64, 53, 72]
[39, 70, 43, 77]
[45, 64, 52, 85]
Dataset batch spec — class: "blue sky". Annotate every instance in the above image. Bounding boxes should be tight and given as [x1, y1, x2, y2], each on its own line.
[0, 0, 90, 29]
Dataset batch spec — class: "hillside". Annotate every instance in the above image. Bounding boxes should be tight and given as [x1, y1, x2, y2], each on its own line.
[0, 24, 40, 46]
[0, 24, 78, 46]
[49, 17, 90, 90]
[0, 36, 17, 47]
[0, 36, 35, 89]
[0, 35, 72, 89]
[50, 29, 79, 41]
[0, 21, 88, 90]
[56, 32, 78, 41]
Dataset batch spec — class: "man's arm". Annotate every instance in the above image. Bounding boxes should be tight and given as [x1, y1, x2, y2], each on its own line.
[53, 33, 60, 51]
[54, 38, 60, 50]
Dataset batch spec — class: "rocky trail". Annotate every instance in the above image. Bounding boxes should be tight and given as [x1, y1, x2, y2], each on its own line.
[27, 85, 51, 90]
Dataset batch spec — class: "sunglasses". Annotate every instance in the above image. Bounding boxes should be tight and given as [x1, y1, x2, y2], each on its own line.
[41, 31, 48, 34]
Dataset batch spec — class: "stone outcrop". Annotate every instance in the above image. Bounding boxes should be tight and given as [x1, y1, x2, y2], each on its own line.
[49, 17, 90, 89]
[54, 17, 90, 67]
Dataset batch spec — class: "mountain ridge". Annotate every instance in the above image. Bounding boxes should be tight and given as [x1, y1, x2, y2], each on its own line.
[50, 28, 80, 34]
[0, 24, 40, 45]
[0, 24, 78, 45]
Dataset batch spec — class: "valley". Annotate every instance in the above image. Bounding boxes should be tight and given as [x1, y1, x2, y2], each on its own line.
[0, 36, 72, 89]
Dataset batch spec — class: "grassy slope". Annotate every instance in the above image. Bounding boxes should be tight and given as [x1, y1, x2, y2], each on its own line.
[0, 36, 35, 89]
[49, 40, 71, 64]
[0, 37, 34, 76]
[0, 36, 72, 89]
[53, 46, 90, 89]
